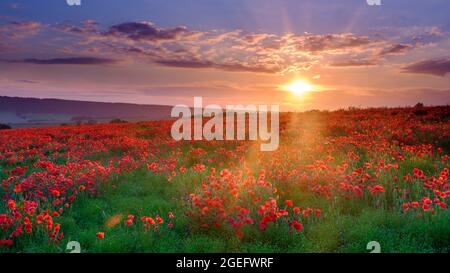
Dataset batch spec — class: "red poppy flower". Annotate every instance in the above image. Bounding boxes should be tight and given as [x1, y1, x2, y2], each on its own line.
[147, 217, 156, 225]
[402, 203, 409, 211]
[201, 207, 209, 215]
[13, 184, 22, 193]
[0, 239, 13, 247]
[315, 209, 321, 217]
[290, 221, 303, 232]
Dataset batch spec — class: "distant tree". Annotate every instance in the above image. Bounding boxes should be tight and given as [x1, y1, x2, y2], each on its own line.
[414, 102, 424, 108]
[110, 118, 128, 124]
[0, 123, 12, 130]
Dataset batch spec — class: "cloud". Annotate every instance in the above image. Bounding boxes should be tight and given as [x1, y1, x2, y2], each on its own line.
[155, 59, 277, 73]
[105, 21, 189, 42]
[59, 20, 99, 35]
[378, 44, 413, 56]
[329, 59, 377, 67]
[0, 21, 42, 40]
[294, 33, 373, 52]
[6, 19, 445, 75]
[55, 20, 388, 74]
[7, 57, 118, 65]
[154, 59, 215, 69]
[3, 21, 41, 30]
[16, 79, 39, 84]
[147, 31, 380, 73]
[1, 21, 45, 56]
[401, 58, 450, 77]
[0, 21, 43, 53]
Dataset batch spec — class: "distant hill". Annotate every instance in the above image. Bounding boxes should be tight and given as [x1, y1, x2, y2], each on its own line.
[0, 96, 174, 128]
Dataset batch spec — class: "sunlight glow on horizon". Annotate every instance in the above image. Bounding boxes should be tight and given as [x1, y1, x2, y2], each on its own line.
[285, 80, 314, 96]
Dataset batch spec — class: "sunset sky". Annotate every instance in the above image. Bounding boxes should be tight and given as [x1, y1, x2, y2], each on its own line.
[0, 0, 449, 110]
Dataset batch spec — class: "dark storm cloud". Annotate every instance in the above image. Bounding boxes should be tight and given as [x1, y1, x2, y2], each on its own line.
[401, 58, 450, 77]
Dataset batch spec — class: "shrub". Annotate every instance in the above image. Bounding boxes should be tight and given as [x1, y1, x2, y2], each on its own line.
[414, 102, 424, 108]
[110, 118, 128, 124]
[0, 123, 11, 130]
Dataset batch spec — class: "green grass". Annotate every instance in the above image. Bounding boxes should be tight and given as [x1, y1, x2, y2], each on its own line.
[12, 167, 449, 253]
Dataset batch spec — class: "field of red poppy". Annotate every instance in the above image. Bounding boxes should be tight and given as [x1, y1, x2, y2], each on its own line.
[0, 106, 449, 253]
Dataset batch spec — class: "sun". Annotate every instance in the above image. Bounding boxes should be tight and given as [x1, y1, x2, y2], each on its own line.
[285, 80, 313, 96]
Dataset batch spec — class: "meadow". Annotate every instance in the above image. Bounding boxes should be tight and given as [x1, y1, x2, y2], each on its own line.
[0, 106, 449, 253]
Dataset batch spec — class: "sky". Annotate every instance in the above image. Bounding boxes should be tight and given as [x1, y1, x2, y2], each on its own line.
[0, 0, 449, 110]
